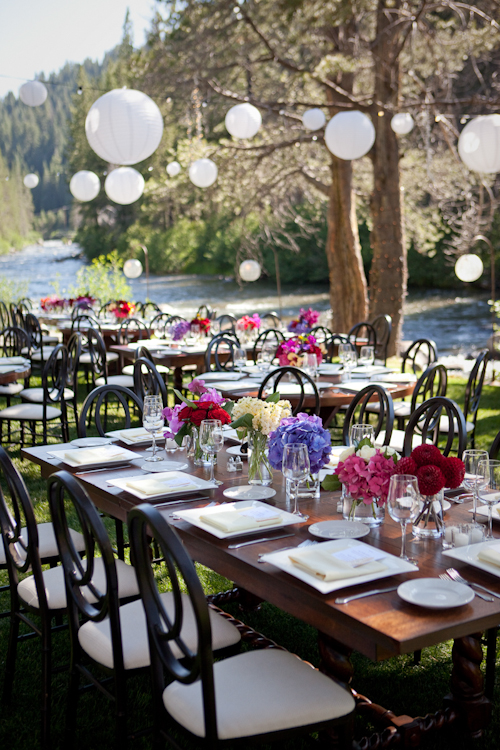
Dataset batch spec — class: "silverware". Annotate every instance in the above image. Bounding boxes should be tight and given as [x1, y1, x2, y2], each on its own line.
[439, 572, 494, 602]
[334, 585, 399, 605]
[446, 567, 500, 600]
[227, 533, 294, 550]
[258, 545, 297, 562]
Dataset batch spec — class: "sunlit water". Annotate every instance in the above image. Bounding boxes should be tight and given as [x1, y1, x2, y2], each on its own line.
[0, 241, 492, 356]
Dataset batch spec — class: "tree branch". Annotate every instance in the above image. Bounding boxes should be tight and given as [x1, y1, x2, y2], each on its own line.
[298, 169, 330, 197]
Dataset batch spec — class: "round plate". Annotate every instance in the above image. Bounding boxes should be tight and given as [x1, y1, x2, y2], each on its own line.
[397, 578, 474, 609]
[308, 520, 370, 540]
[317, 381, 336, 389]
[223, 485, 276, 501]
[140, 461, 189, 473]
[70, 437, 113, 448]
[442, 499, 451, 513]
[227, 445, 248, 458]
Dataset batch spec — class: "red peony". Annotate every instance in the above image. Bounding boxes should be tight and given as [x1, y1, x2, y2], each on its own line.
[395, 456, 417, 475]
[416, 465, 446, 495]
[411, 444, 443, 467]
[440, 456, 466, 489]
[178, 401, 231, 428]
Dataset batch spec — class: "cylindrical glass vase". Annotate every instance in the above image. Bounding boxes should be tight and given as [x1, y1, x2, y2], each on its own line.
[342, 494, 385, 526]
[247, 431, 273, 486]
[412, 489, 444, 539]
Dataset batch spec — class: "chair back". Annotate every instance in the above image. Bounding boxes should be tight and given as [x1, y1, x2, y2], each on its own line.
[490, 429, 500, 460]
[67, 332, 82, 392]
[347, 321, 377, 349]
[133, 357, 168, 406]
[401, 338, 437, 374]
[410, 363, 447, 412]
[135, 301, 161, 319]
[42, 344, 69, 406]
[205, 334, 239, 372]
[150, 312, 172, 338]
[9, 303, 26, 329]
[1, 326, 30, 357]
[464, 350, 489, 423]
[85, 327, 108, 385]
[196, 304, 212, 319]
[402, 397, 467, 457]
[342, 385, 394, 446]
[309, 326, 331, 344]
[72, 313, 102, 335]
[252, 329, 284, 363]
[71, 302, 95, 320]
[260, 311, 281, 329]
[258, 366, 320, 415]
[370, 314, 392, 363]
[323, 333, 351, 363]
[78, 385, 143, 437]
[215, 314, 237, 333]
[118, 317, 148, 345]
[25, 312, 43, 354]
[0, 300, 10, 329]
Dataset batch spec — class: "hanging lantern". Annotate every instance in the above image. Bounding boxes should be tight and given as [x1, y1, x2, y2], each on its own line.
[69, 170, 101, 202]
[225, 103, 262, 139]
[458, 115, 500, 174]
[455, 254, 484, 282]
[189, 158, 218, 188]
[166, 161, 181, 177]
[123, 259, 143, 279]
[239, 259, 261, 282]
[85, 88, 164, 165]
[104, 167, 145, 205]
[302, 108, 326, 131]
[324, 111, 375, 160]
[23, 173, 39, 189]
[391, 113, 414, 135]
[19, 81, 47, 107]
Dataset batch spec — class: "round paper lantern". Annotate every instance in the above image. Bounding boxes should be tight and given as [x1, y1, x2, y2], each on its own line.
[19, 81, 47, 107]
[302, 108, 326, 131]
[455, 254, 484, 282]
[69, 170, 100, 202]
[166, 161, 181, 177]
[189, 158, 218, 188]
[123, 259, 143, 279]
[391, 113, 414, 135]
[458, 115, 500, 174]
[85, 88, 164, 166]
[239, 259, 261, 282]
[225, 103, 262, 139]
[104, 167, 145, 205]
[325, 111, 376, 160]
[23, 173, 39, 189]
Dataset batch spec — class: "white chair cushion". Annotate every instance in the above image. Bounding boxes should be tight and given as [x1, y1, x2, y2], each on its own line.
[163, 649, 355, 739]
[79, 594, 241, 671]
[106, 352, 119, 363]
[365, 402, 411, 417]
[42, 335, 60, 345]
[17, 556, 139, 611]
[0, 403, 61, 420]
[95, 375, 135, 388]
[19, 387, 74, 403]
[0, 522, 85, 566]
[0, 383, 24, 396]
[439, 416, 474, 434]
[31, 348, 59, 361]
[376, 430, 424, 453]
[122, 364, 169, 376]
[80, 352, 119, 365]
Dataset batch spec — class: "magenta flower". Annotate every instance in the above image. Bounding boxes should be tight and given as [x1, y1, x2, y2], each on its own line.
[199, 388, 225, 406]
[188, 378, 208, 395]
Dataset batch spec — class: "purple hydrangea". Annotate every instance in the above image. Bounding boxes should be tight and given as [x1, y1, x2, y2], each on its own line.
[171, 320, 191, 341]
[268, 413, 331, 474]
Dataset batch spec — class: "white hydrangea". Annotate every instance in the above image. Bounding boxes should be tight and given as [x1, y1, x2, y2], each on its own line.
[358, 445, 377, 461]
[339, 447, 356, 461]
[231, 397, 292, 435]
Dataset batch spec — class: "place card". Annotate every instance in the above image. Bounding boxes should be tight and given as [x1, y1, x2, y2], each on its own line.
[332, 546, 386, 568]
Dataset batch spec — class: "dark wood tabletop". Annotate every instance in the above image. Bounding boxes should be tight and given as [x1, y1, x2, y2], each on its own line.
[0, 363, 31, 385]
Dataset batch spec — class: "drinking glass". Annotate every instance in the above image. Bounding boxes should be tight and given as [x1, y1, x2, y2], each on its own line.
[142, 394, 164, 462]
[199, 419, 224, 485]
[257, 342, 276, 372]
[358, 346, 374, 367]
[349, 423, 375, 448]
[387, 474, 419, 562]
[478, 459, 500, 540]
[234, 346, 247, 373]
[303, 353, 318, 380]
[463, 449, 489, 522]
[339, 343, 356, 377]
[282, 443, 310, 520]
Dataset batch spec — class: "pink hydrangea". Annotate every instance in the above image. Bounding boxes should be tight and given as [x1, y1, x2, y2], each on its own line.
[336, 450, 397, 505]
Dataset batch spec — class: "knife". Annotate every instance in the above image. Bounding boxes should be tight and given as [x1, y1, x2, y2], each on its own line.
[228, 533, 294, 549]
[335, 585, 399, 604]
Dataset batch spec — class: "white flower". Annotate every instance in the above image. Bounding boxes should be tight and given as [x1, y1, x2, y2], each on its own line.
[339, 447, 356, 461]
[382, 446, 400, 458]
[358, 445, 377, 461]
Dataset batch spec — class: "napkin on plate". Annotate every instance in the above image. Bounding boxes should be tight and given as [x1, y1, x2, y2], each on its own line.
[478, 546, 500, 567]
[199, 505, 282, 533]
[0, 356, 27, 365]
[288, 546, 387, 581]
[63, 446, 130, 465]
[119, 428, 156, 442]
[125, 476, 200, 496]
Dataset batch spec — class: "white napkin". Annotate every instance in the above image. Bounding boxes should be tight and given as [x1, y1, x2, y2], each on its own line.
[63, 446, 130, 465]
[125, 476, 199, 496]
[119, 428, 155, 442]
[289, 546, 387, 581]
[478, 546, 500, 567]
[200, 505, 282, 533]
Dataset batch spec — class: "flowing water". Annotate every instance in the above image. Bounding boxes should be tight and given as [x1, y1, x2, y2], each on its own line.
[0, 241, 493, 356]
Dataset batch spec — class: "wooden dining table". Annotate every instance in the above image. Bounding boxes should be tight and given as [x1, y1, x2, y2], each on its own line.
[22, 439, 500, 746]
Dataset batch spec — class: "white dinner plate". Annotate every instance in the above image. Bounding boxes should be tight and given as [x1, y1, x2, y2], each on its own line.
[140, 460, 189, 473]
[259, 538, 418, 594]
[226, 445, 248, 458]
[317, 381, 336, 390]
[48, 445, 138, 471]
[197, 371, 246, 381]
[174, 499, 296, 539]
[397, 578, 474, 609]
[308, 520, 370, 540]
[318, 364, 342, 374]
[108, 471, 216, 500]
[470, 503, 500, 521]
[443, 540, 500, 578]
[222, 426, 242, 442]
[105, 428, 165, 446]
[376, 373, 417, 384]
[223, 485, 276, 501]
[70, 437, 114, 448]
[334, 381, 372, 393]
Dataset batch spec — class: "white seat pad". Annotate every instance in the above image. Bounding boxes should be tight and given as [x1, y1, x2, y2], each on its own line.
[376, 430, 424, 453]
[439, 416, 474, 434]
[122, 364, 170, 376]
[163, 649, 355, 739]
[19, 387, 74, 402]
[80, 352, 120, 365]
[31, 348, 59, 361]
[0, 383, 24, 396]
[0, 522, 84, 565]
[79, 594, 240, 671]
[95, 375, 134, 388]
[0, 403, 61, 420]
[17, 556, 139, 611]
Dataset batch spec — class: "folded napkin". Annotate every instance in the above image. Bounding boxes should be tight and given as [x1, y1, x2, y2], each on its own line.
[119, 428, 155, 442]
[64, 446, 129, 465]
[0, 365, 17, 373]
[0, 356, 28, 366]
[478, 546, 500, 567]
[288, 547, 387, 581]
[125, 476, 199, 496]
[200, 505, 282, 533]
[325, 447, 349, 469]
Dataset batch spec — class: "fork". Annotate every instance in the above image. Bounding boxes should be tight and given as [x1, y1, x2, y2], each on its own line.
[439, 573, 494, 601]
[446, 567, 500, 600]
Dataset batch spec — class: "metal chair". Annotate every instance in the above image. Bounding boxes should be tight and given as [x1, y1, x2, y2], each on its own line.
[258, 366, 320, 415]
[135, 300, 161, 319]
[82, 327, 134, 390]
[402, 397, 467, 457]
[394, 363, 448, 430]
[260, 311, 281, 329]
[215, 313, 237, 333]
[370, 314, 392, 364]
[133, 356, 168, 406]
[150, 312, 173, 338]
[205, 334, 240, 372]
[347, 321, 377, 350]
[0, 326, 30, 406]
[78, 384, 144, 438]
[439, 350, 489, 449]
[342, 385, 395, 447]
[117, 316, 149, 345]
[252, 328, 284, 364]
[490, 429, 500, 460]
[401, 338, 437, 374]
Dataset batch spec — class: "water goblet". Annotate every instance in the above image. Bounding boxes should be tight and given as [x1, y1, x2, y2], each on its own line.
[199, 419, 224, 485]
[142, 394, 164, 462]
[358, 346, 375, 368]
[257, 341, 276, 373]
[349, 423, 375, 448]
[387, 474, 419, 563]
[339, 344, 356, 378]
[303, 353, 318, 380]
[478, 459, 500, 540]
[234, 346, 247, 373]
[463, 449, 489, 522]
[282, 443, 310, 520]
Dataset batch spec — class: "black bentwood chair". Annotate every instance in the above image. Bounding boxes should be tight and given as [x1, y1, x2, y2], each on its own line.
[128, 503, 356, 749]
[402, 396, 467, 458]
[342, 385, 395, 447]
[258, 366, 320, 416]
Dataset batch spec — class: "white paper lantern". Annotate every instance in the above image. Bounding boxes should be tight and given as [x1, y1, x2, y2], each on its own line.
[104, 167, 145, 205]
[19, 81, 47, 107]
[391, 113, 414, 135]
[455, 254, 484, 282]
[225, 103, 262, 139]
[239, 259, 261, 282]
[325, 111, 376, 160]
[166, 161, 181, 177]
[189, 158, 218, 188]
[85, 88, 164, 166]
[69, 171, 100, 202]
[123, 258, 143, 279]
[23, 173, 39, 189]
[302, 108, 326, 131]
[458, 115, 500, 174]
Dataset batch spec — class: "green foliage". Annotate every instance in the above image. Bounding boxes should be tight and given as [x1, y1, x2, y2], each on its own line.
[0, 150, 35, 252]
[69, 251, 132, 302]
[0, 276, 29, 305]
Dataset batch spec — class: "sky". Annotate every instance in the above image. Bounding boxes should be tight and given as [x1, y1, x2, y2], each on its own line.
[0, 0, 159, 98]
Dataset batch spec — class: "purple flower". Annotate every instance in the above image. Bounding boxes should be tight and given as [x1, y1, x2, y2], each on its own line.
[188, 378, 208, 395]
[162, 403, 185, 433]
[199, 388, 225, 406]
[268, 413, 331, 474]
[172, 320, 190, 341]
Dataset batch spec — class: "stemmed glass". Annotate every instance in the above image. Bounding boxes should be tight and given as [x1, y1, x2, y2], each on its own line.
[349, 423, 375, 448]
[199, 419, 224, 485]
[257, 342, 276, 373]
[142, 395, 164, 462]
[282, 443, 310, 520]
[234, 346, 247, 374]
[303, 353, 318, 380]
[339, 344, 356, 378]
[387, 474, 419, 563]
[358, 346, 374, 367]
[478, 459, 500, 540]
[463, 449, 489, 521]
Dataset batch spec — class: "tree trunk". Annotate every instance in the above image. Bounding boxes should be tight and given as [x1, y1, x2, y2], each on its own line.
[369, 0, 406, 356]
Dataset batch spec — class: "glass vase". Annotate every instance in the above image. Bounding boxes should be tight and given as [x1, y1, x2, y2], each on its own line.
[247, 431, 273, 486]
[342, 493, 385, 526]
[186, 427, 205, 467]
[412, 489, 444, 539]
[296, 472, 320, 500]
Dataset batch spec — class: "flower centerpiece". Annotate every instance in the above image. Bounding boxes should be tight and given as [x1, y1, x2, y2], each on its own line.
[276, 334, 325, 368]
[190, 313, 211, 336]
[236, 314, 261, 333]
[396, 444, 465, 538]
[171, 320, 191, 341]
[231, 394, 292, 485]
[322, 439, 399, 525]
[287, 307, 319, 334]
[268, 413, 331, 499]
[109, 300, 135, 319]
[40, 295, 69, 312]
[71, 294, 96, 311]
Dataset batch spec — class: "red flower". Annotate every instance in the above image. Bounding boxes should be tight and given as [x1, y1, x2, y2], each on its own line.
[440, 457, 466, 489]
[416, 465, 446, 495]
[411, 444, 443, 467]
[178, 401, 231, 428]
[395, 456, 418, 475]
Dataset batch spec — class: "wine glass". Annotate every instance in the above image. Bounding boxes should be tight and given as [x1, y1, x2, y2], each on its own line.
[142, 395, 164, 462]
[349, 423, 375, 448]
[339, 344, 356, 378]
[282, 443, 310, 520]
[463, 449, 489, 522]
[199, 419, 224, 485]
[387, 474, 419, 563]
[478, 459, 500, 540]
[303, 353, 318, 380]
[234, 346, 247, 374]
[257, 341, 276, 373]
[358, 346, 374, 368]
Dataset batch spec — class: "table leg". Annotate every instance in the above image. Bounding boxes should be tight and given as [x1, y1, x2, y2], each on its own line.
[444, 632, 492, 738]
[318, 631, 354, 690]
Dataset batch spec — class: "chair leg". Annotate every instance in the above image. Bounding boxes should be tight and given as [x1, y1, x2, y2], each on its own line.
[65, 663, 80, 746]
[40, 624, 52, 750]
[3, 613, 20, 702]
